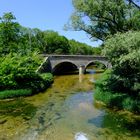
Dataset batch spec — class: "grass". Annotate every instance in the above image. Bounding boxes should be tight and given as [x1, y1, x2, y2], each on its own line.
[0, 89, 32, 99]
[94, 71, 140, 114]
[0, 73, 53, 99]
[94, 87, 140, 113]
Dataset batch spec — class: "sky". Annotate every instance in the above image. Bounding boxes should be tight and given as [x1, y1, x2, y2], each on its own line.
[0, 0, 102, 47]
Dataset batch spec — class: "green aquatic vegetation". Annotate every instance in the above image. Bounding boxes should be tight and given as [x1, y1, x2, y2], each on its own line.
[0, 99, 37, 120]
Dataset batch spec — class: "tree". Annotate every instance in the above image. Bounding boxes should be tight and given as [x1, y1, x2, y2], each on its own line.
[0, 12, 21, 55]
[43, 30, 70, 54]
[66, 0, 140, 41]
[127, 0, 140, 9]
[69, 39, 96, 55]
[103, 31, 140, 95]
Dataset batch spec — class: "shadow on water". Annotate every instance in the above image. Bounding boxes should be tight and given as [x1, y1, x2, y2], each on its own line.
[53, 70, 79, 76]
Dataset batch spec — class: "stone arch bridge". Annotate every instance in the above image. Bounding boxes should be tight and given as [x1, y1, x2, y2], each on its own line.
[37, 55, 111, 74]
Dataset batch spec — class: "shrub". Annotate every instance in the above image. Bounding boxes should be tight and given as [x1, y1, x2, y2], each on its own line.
[103, 31, 140, 95]
[0, 54, 53, 99]
[94, 87, 126, 109]
[94, 70, 140, 113]
[122, 97, 140, 113]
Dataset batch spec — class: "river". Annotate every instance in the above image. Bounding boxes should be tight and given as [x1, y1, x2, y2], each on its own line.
[0, 70, 140, 140]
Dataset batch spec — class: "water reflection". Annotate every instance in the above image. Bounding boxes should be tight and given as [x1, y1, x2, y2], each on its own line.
[75, 132, 89, 140]
[87, 69, 96, 83]
[79, 74, 84, 83]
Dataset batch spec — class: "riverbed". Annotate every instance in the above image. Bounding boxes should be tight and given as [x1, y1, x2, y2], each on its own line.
[0, 71, 140, 140]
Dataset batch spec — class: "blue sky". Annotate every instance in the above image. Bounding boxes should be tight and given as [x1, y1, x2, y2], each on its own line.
[0, 0, 101, 47]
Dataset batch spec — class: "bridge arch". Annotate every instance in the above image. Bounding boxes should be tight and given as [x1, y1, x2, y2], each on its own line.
[37, 55, 111, 74]
[85, 60, 107, 70]
[52, 61, 78, 74]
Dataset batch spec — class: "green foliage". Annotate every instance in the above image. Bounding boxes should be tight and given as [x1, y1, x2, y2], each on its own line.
[0, 54, 40, 89]
[0, 12, 21, 55]
[69, 39, 101, 55]
[122, 97, 140, 113]
[92, 47, 102, 55]
[0, 12, 95, 56]
[103, 31, 140, 95]
[95, 32, 140, 113]
[0, 54, 53, 98]
[43, 30, 70, 54]
[0, 12, 96, 99]
[40, 73, 53, 82]
[69, 39, 93, 55]
[94, 71, 140, 113]
[0, 89, 32, 99]
[66, 0, 140, 41]
[94, 87, 126, 109]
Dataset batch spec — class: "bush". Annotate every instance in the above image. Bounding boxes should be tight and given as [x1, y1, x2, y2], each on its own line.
[94, 71, 140, 113]
[103, 31, 140, 95]
[95, 31, 140, 113]
[122, 97, 140, 113]
[0, 54, 53, 99]
[95, 87, 126, 109]
[40, 73, 53, 82]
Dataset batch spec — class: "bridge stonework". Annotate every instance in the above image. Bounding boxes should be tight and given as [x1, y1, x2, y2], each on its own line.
[37, 55, 111, 74]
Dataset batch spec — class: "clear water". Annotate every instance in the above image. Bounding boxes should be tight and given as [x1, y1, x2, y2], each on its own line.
[0, 71, 140, 140]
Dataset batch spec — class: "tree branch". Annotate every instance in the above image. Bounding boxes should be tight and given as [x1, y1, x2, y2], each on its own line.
[127, 0, 140, 9]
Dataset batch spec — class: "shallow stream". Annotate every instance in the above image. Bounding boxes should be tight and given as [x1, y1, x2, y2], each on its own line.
[0, 70, 139, 140]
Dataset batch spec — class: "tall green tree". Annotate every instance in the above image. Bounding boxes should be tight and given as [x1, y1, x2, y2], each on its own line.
[66, 0, 140, 41]
[103, 31, 140, 95]
[0, 12, 21, 55]
[69, 39, 99, 55]
[43, 30, 70, 54]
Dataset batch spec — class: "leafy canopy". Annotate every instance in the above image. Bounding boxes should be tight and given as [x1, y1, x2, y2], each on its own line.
[66, 0, 140, 41]
[103, 31, 140, 95]
[0, 12, 21, 55]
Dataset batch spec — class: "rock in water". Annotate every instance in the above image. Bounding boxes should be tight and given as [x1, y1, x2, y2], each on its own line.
[75, 132, 89, 140]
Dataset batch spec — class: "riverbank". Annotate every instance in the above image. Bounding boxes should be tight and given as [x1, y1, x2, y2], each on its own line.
[94, 71, 140, 114]
[0, 54, 54, 99]
[0, 73, 53, 99]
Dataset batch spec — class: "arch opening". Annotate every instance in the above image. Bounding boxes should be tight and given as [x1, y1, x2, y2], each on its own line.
[86, 61, 107, 73]
[53, 62, 78, 75]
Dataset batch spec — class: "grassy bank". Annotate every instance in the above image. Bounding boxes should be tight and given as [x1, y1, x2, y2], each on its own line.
[94, 71, 140, 114]
[0, 53, 54, 99]
[0, 73, 53, 99]
[0, 89, 32, 99]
